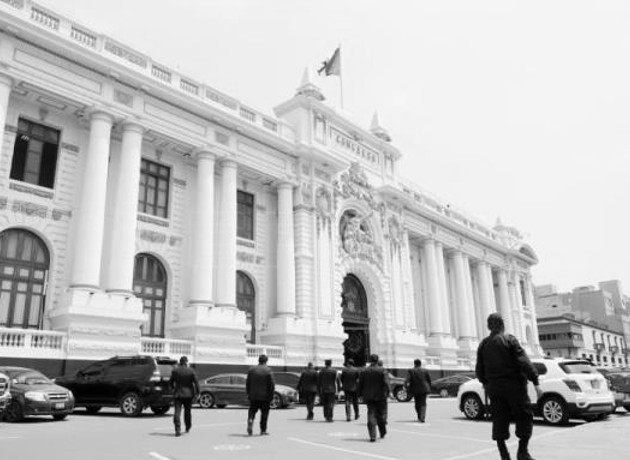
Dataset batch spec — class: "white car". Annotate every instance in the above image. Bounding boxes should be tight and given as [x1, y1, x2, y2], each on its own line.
[0, 371, 10, 417]
[458, 358, 615, 425]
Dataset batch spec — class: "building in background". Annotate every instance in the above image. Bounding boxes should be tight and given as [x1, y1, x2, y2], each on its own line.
[536, 281, 630, 366]
[0, 1, 541, 376]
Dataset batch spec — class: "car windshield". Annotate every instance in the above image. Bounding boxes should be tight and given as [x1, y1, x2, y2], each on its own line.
[11, 370, 51, 384]
[560, 362, 597, 375]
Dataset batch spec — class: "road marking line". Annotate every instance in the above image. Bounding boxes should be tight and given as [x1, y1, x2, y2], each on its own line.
[390, 429, 494, 444]
[149, 452, 171, 460]
[288, 437, 401, 460]
[0, 436, 21, 440]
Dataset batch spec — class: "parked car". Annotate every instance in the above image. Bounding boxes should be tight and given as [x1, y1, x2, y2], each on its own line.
[272, 371, 320, 405]
[0, 371, 11, 417]
[55, 355, 176, 417]
[597, 368, 630, 411]
[431, 372, 477, 398]
[389, 372, 412, 402]
[0, 366, 74, 422]
[197, 373, 297, 409]
[458, 358, 615, 425]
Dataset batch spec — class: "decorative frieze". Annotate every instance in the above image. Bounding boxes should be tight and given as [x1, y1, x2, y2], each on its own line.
[334, 162, 377, 210]
[236, 251, 264, 264]
[139, 229, 167, 244]
[1, 0, 24, 9]
[12, 200, 48, 218]
[138, 214, 169, 227]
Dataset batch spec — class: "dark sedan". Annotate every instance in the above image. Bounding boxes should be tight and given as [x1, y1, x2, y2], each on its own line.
[431, 372, 476, 397]
[197, 373, 298, 409]
[0, 366, 74, 422]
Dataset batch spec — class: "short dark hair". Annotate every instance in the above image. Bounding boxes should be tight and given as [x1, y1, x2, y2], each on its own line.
[346, 358, 355, 366]
[324, 359, 332, 366]
[258, 354, 268, 364]
[369, 354, 379, 364]
[414, 358, 421, 366]
[307, 362, 313, 368]
[487, 313, 505, 333]
[179, 356, 188, 365]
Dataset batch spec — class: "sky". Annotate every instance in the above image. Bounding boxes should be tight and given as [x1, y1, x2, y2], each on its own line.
[39, 0, 630, 293]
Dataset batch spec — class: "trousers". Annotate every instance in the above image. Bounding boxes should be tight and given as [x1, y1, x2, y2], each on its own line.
[365, 400, 388, 440]
[173, 397, 193, 432]
[487, 380, 533, 441]
[248, 400, 271, 432]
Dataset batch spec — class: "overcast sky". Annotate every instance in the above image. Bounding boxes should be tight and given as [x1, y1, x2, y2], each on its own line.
[41, 0, 630, 293]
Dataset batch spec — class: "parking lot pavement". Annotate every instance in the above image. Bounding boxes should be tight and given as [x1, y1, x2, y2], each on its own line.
[1, 398, 629, 459]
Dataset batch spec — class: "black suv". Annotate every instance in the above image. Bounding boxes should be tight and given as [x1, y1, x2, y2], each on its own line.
[55, 355, 176, 417]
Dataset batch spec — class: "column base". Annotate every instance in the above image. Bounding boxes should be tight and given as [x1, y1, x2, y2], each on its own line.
[258, 316, 345, 366]
[170, 305, 248, 364]
[48, 287, 146, 360]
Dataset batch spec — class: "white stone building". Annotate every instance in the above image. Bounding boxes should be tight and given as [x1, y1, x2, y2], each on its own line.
[0, 1, 541, 374]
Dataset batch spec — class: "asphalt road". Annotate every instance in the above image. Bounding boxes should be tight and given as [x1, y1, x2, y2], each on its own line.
[1, 398, 628, 460]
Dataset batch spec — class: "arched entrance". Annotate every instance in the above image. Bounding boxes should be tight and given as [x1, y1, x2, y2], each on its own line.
[0, 229, 49, 329]
[341, 274, 370, 367]
[133, 253, 167, 337]
[236, 270, 255, 343]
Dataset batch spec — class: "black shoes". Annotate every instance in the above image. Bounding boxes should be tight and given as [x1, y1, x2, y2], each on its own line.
[355, 414, 359, 420]
[261, 431, 269, 436]
[517, 452, 535, 460]
[185, 427, 190, 433]
[175, 430, 181, 437]
[369, 438, 376, 442]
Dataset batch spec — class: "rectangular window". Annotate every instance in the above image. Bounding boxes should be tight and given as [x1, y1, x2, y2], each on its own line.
[10, 118, 59, 189]
[237, 190, 254, 240]
[138, 159, 170, 218]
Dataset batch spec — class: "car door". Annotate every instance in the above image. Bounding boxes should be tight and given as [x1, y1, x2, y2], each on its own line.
[209, 376, 231, 404]
[528, 362, 547, 405]
[231, 375, 248, 405]
[75, 361, 109, 404]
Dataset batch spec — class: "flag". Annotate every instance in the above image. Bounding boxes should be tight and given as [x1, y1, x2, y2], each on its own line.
[318, 47, 341, 77]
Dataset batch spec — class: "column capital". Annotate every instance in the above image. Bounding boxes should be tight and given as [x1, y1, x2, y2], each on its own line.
[220, 158, 238, 170]
[192, 146, 217, 161]
[88, 109, 115, 124]
[121, 120, 145, 135]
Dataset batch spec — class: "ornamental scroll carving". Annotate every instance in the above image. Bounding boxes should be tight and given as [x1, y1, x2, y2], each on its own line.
[334, 162, 377, 210]
[339, 210, 382, 266]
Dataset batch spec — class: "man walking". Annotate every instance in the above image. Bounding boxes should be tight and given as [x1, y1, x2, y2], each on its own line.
[405, 358, 431, 422]
[318, 359, 338, 422]
[297, 362, 318, 420]
[339, 358, 360, 421]
[245, 354, 275, 436]
[476, 313, 542, 460]
[169, 355, 199, 437]
[357, 354, 390, 442]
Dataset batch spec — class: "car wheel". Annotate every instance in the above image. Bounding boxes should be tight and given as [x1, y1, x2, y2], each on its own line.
[541, 396, 569, 425]
[462, 394, 485, 420]
[199, 392, 215, 409]
[270, 392, 282, 409]
[52, 414, 68, 421]
[150, 406, 170, 415]
[4, 401, 23, 422]
[85, 406, 102, 415]
[394, 386, 409, 402]
[439, 389, 450, 398]
[119, 392, 143, 417]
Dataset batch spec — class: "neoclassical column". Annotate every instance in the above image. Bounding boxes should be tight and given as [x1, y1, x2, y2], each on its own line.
[511, 272, 526, 340]
[189, 150, 216, 306]
[496, 269, 513, 333]
[462, 254, 478, 338]
[215, 159, 238, 308]
[475, 261, 494, 326]
[71, 111, 114, 288]
[452, 251, 474, 338]
[104, 122, 144, 293]
[423, 239, 443, 335]
[435, 242, 451, 335]
[0, 74, 13, 155]
[276, 182, 296, 316]
[525, 275, 541, 348]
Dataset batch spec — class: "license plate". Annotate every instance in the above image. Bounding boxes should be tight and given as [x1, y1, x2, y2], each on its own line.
[55, 402, 65, 409]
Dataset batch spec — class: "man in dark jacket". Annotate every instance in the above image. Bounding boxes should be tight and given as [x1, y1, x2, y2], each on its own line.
[339, 358, 360, 421]
[317, 359, 338, 422]
[169, 355, 199, 437]
[405, 358, 431, 422]
[245, 354, 275, 436]
[476, 313, 542, 460]
[297, 362, 318, 420]
[357, 354, 390, 442]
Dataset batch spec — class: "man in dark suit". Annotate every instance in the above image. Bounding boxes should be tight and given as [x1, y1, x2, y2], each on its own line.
[245, 354, 275, 436]
[317, 359, 338, 422]
[169, 355, 199, 437]
[297, 362, 319, 420]
[405, 358, 432, 422]
[339, 358, 360, 421]
[357, 354, 390, 442]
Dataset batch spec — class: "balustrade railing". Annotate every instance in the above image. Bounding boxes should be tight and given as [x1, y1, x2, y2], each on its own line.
[140, 337, 194, 358]
[0, 327, 66, 357]
[246, 344, 284, 360]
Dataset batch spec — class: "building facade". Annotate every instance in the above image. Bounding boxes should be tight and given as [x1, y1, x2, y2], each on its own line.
[538, 316, 629, 367]
[0, 1, 541, 375]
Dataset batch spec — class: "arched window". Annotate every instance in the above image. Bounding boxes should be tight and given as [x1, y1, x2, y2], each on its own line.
[0, 229, 49, 329]
[133, 253, 167, 337]
[236, 271, 255, 343]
